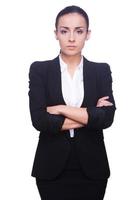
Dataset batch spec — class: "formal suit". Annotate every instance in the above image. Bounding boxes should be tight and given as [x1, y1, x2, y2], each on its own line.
[29, 56, 116, 183]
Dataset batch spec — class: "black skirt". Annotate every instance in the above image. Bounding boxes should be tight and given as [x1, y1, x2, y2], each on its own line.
[36, 169, 107, 200]
[36, 137, 107, 200]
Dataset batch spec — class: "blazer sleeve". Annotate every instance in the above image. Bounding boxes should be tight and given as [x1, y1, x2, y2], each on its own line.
[28, 62, 65, 135]
[86, 64, 116, 130]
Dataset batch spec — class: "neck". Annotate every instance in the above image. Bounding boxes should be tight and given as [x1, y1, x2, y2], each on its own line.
[60, 52, 82, 69]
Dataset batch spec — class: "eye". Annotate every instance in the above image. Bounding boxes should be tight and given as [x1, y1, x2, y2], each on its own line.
[77, 30, 84, 34]
[60, 30, 68, 34]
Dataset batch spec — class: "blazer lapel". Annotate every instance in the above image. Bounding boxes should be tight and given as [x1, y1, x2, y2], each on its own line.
[46, 56, 98, 107]
[82, 57, 98, 107]
[46, 56, 66, 105]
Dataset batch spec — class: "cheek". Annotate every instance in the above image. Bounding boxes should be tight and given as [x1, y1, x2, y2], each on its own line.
[59, 41, 64, 48]
[78, 39, 86, 48]
[58, 38, 67, 48]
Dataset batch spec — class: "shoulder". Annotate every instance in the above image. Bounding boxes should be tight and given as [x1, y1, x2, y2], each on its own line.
[29, 56, 59, 74]
[84, 58, 111, 76]
[84, 57, 111, 72]
[29, 60, 52, 72]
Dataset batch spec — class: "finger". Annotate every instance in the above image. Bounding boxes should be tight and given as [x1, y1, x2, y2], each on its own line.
[101, 100, 113, 105]
[97, 104, 113, 108]
[104, 102, 113, 106]
[99, 96, 109, 101]
[97, 97, 109, 104]
[97, 101, 113, 107]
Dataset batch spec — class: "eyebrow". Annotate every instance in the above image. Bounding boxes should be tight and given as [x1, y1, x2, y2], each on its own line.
[59, 26, 85, 30]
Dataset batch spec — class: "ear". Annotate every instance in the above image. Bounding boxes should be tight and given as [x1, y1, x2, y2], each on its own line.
[86, 30, 91, 41]
[54, 30, 58, 40]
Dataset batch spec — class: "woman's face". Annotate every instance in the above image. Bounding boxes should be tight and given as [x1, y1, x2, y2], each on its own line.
[55, 13, 90, 57]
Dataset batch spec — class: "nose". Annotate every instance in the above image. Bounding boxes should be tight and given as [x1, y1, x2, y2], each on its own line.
[69, 31, 75, 42]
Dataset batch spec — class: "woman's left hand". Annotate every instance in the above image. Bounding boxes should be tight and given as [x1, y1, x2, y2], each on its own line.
[47, 105, 64, 115]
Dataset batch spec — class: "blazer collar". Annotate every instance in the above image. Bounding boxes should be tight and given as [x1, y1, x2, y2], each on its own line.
[49, 56, 96, 106]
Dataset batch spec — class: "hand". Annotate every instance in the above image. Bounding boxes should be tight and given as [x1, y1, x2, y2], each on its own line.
[47, 105, 64, 114]
[96, 96, 113, 107]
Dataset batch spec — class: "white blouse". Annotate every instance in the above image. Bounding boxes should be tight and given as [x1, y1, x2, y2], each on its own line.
[59, 55, 84, 137]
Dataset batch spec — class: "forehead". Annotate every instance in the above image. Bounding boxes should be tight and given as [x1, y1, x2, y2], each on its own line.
[57, 13, 87, 28]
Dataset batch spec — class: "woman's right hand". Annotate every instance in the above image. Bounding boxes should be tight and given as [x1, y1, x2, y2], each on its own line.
[96, 96, 113, 107]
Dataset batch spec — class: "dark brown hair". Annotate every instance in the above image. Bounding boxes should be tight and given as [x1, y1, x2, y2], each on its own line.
[55, 5, 89, 30]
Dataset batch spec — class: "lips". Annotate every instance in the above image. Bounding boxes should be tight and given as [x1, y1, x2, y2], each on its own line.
[67, 46, 76, 48]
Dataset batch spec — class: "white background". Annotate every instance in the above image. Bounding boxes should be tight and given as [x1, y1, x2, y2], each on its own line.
[0, 0, 134, 199]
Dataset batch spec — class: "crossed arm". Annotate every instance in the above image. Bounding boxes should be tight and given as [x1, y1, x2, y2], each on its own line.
[47, 96, 113, 131]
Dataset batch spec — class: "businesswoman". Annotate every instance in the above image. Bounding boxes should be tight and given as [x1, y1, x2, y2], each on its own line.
[29, 5, 116, 200]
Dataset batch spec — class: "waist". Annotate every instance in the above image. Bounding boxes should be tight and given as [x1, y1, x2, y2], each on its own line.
[65, 138, 81, 170]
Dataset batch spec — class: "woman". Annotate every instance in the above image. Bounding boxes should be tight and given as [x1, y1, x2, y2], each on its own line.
[29, 5, 116, 200]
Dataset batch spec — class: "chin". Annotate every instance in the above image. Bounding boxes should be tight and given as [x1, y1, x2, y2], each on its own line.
[61, 50, 81, 57]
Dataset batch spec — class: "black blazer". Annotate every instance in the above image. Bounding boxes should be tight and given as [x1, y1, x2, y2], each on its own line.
[29, 56, 116, 180]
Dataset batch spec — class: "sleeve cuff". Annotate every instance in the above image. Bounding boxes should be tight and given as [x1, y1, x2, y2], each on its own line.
[86, 107, 105, 130]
